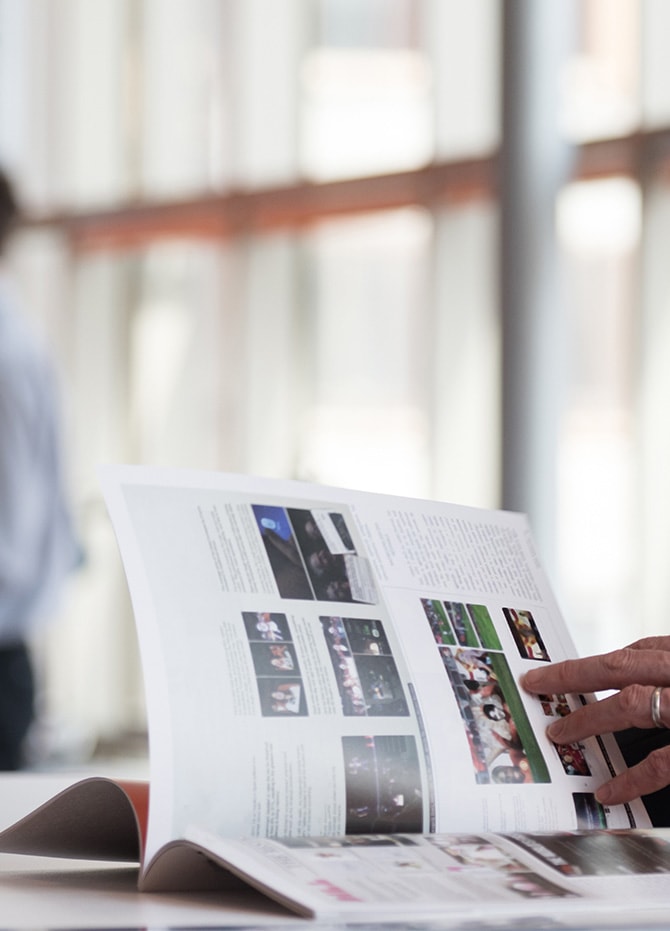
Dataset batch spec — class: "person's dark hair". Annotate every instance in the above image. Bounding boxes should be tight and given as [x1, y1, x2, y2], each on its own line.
[0, 167, 19, 254]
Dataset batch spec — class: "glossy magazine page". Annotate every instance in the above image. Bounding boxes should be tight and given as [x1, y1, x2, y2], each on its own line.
[97, 465, 649, 879]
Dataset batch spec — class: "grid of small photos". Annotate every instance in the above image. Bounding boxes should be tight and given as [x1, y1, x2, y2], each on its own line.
[321, 615, 409, 717]
[243, 611, 308, 716]
[421, 598, 594, 787]
[422, 599, 552, 785]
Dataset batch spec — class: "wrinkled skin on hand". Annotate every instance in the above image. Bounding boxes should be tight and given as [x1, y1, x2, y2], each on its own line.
[521, 637, 670, 806]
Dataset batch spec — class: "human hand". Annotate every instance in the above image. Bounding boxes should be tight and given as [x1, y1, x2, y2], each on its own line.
[521, 637, 670, 806]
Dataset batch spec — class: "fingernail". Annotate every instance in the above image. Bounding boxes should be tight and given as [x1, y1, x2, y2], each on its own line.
[546, 722, 561, 740]
[521, 670, 539, 691]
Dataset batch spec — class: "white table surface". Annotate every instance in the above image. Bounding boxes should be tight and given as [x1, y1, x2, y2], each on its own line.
[5, 854, 670, 931]
[0, 852, 298, 930]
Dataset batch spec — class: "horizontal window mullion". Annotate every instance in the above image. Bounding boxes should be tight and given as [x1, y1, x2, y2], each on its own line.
[18, 130, 670, 252]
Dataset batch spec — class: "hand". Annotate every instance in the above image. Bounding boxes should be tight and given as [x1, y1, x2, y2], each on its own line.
[521, 637, 670, 806]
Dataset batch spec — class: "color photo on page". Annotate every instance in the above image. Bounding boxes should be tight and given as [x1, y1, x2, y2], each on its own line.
[504, 608, 551, 661]
[321, 615, 409, 717]
[535, 691, 592, 778]
[421, 599, 503, 651]
[342, 735, 423, 834]
[427, 835, 576, 899]
[242, 610, 309, 716]
[251, 504, 377, 603]
[508, 830, 670, 877]
[439, 647, 550, 785]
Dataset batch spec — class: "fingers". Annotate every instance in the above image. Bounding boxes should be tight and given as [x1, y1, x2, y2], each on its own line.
[521, 647, 670, 696]
[625, 636, 670, 653]
[543, 685, 670, 744]
[520, 642, 670, 805]
[595, 746, 670, 806]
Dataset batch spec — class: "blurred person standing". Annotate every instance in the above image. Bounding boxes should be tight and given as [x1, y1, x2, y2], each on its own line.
[0, 166, 81, 769]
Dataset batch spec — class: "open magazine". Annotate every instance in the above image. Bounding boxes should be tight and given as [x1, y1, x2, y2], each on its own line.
[2, 465, 670, 925]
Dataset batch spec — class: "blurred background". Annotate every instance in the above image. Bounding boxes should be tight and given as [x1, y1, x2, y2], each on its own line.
[0, 0, 669, 765]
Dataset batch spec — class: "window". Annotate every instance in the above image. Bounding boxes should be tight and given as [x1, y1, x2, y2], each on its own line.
[1, 0, 669, 751]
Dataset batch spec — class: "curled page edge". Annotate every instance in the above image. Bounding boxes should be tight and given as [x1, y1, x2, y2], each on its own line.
[0, 776, 147, 862]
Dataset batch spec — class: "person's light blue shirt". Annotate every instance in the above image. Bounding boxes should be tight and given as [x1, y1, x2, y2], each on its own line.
[0, 274, 81, 643]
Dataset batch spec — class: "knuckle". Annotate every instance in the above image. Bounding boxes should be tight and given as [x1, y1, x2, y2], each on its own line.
[642, 748, 670, 787]
[630, 635, 670, 652]
[627, 637, 655, 650]
[553, 659, 580, 687]
[618, 683, 647, 717]
[601, 648, 636, 677]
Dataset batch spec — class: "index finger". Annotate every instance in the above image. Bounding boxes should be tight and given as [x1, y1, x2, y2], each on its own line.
[521, 647, 670, 696]
[626, 635, 670, 653]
